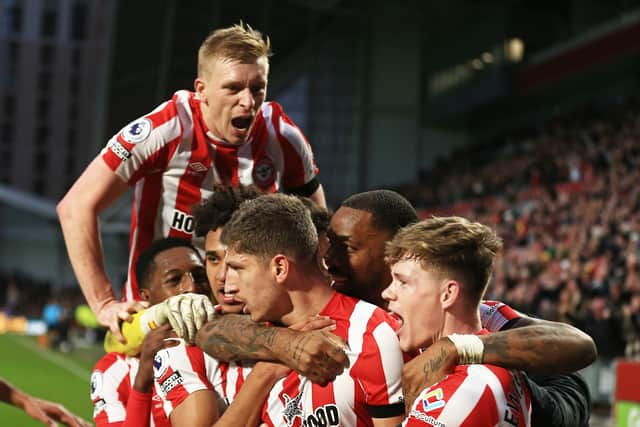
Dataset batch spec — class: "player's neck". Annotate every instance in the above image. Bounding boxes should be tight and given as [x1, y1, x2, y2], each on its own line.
[280, 270, 334, 326]
[441, 308, 482, 337]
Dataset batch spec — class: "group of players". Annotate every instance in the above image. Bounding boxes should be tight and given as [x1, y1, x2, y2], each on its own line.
[48, 22, 597, 426]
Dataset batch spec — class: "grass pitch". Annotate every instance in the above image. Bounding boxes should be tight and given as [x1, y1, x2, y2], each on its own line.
[0, 333, 104, 426]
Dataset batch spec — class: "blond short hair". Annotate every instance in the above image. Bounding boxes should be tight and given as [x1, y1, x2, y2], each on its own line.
[197, 22, 272, 77]
[385, 216, 503, 303]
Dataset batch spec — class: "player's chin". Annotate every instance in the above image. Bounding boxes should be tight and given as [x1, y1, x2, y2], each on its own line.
[220, 303, 245, 315]
[398, 333, 415, 353]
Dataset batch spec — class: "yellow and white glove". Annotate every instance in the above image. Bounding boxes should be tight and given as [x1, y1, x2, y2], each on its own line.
[104, 293, 216, 355]
[141, 293, 216, 344]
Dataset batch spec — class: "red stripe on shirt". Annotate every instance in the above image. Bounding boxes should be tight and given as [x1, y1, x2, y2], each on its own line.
[271, 103, 307, 190]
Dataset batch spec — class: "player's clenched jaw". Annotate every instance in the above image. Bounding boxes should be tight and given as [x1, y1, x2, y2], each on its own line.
[195, 55, 269, 146]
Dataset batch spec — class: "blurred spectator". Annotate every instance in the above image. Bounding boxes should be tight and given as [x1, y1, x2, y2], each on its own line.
[397, 97, 640, 363]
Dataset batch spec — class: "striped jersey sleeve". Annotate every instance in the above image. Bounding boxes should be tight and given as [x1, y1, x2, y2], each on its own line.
[402, 364, 531, 427]
[101, 91, 188, 185]
[262, 102, 318, 190]
[91, 353, 137, 426]
[480, 300, 524, 332]
[153, 342, 252, 418]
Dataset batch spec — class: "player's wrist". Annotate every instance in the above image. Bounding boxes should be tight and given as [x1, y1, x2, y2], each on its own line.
[446, 334, 484, 365]
[93, 293, 117, 315]
[269, 326, 296, 362]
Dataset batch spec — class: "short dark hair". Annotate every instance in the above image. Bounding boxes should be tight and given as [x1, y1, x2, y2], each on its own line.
[341, 189, 418, 234]
[135, 237, 199, 289]
[221, 194, 317, 263]
[297, 196, 332, 235]
[192, 184, 263, 237]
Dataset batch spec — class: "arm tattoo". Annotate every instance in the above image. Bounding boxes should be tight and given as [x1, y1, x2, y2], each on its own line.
[481, 324, 590, 375]
[425, 346, 450, 376]
[196, 314, 281, 362]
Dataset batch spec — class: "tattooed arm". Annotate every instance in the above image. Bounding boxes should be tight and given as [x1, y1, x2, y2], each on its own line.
[195, 314, 349, 386]
[401, 318, 596, 413]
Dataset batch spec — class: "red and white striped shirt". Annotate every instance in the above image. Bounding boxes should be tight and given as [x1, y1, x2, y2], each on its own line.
[403, 330, 531, 427]
[479, 300, 523, 332]
[91, 352, 170, 427]
[261, 292, 404, 427]
[152, 342, 252, 417]
[100, 90, 319, 301]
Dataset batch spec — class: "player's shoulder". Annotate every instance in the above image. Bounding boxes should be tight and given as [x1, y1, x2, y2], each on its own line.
[260, 100, 283, 115]
[153, 342, 211, 379]
[480, 299, 523, 331]
[93, 351, 129, 372]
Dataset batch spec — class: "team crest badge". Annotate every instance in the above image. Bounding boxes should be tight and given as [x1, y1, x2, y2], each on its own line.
[252, 156, 276, 188]
[121, 118, 152, 144]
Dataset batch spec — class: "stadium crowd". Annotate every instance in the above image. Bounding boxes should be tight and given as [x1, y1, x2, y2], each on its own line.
[396, 98, 640, 361]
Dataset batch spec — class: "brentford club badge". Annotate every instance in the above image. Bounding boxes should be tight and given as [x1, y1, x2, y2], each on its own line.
[253, 156, 276, 188]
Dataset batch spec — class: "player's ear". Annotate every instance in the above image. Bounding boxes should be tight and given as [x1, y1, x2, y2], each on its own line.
[441, 280, 460, 309]
[194, 78, 206, 101]
[139, 287, 151, 302]
[271, 254, 289, 284]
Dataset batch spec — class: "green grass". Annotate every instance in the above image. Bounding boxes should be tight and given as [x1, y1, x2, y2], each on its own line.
[0, 333, 104, 426]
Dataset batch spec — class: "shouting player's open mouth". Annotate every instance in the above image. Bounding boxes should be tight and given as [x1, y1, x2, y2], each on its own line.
[231, 115, 254, 138]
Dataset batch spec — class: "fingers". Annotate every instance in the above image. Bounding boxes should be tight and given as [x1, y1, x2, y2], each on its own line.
[161, 294, 215, 343]
[292, 315, 336, 332]
[179, 297, 197, 343]
[167, 305, 186, 341]
[108, 320, 127, 345]
[129, 300, 150, 312]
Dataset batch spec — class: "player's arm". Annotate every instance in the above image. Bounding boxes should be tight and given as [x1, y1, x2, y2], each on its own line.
[308, 183, 326, 208]
[401, 316, 597, 412]
[169, 390, 219, 427]
[195, 314, 348, 385]
[0, 378, 91, 427]
[214, 361, 290, 427]
[57, 157, 145, 343]
[126, 325, 176, 425]
[372, 415, 404, 426]
[482, 315, 596, 374]
[105, 293, 217, 355]
[155, 344, 220, 427]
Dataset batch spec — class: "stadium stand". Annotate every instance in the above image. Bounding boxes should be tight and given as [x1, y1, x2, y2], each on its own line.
[396, 97, 640, 407]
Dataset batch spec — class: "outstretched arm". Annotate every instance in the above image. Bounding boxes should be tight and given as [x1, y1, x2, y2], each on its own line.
[483, 316, 597, 374]
[401, 318, 597, 412]
[0, 378, 92, 427]
[195, 314, 348, 385]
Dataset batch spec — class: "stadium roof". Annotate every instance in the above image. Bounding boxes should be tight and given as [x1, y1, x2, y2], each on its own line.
[0, 183, 130, 234]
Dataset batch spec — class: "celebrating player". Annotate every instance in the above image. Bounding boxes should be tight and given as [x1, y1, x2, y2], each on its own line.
[383, 216, 531, 426]
[57, 22, 325, 343]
